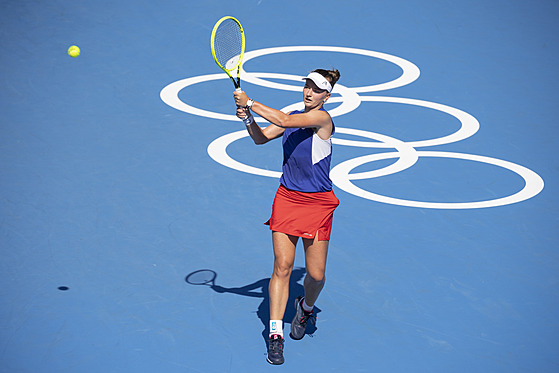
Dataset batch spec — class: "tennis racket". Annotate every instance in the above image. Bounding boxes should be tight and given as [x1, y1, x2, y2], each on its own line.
[210, 16, 245, 92]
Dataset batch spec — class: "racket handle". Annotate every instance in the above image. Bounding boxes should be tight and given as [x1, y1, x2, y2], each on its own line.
[235, 87, 242, 92]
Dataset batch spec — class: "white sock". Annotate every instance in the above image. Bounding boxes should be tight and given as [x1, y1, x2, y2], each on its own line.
[302, 298, 314, 313]
[269, 320, 283, 337]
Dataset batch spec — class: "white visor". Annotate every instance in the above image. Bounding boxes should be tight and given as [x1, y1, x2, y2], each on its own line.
[303, 72, 333, 93]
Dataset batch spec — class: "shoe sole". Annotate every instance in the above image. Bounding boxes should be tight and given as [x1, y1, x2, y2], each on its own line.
[290, 331, 304, 340]
[267, 357, 284, 365]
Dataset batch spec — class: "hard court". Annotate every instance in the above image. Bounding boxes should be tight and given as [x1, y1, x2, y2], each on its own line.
[1, 1, 558, 372]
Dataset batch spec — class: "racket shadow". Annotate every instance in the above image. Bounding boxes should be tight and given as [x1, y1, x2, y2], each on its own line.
[184, 267, 321, 344]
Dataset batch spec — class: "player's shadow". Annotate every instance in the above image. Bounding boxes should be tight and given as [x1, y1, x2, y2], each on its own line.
[185, 267, 320, 344]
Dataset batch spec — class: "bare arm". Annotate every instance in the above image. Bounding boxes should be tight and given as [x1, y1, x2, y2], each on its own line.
[234, 90, 333, 137]
[236, 107, 284, 145]
[250, 100, 329, 129]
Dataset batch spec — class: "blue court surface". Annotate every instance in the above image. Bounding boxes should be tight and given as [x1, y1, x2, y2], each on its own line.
[1, 1, 558, 372]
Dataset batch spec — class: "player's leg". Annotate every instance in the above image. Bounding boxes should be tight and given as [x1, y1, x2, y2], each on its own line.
[302, 236, 328, 306]
[267, 231, 298, 365]
[269, 231, 298, 322]
[291, 236, 328, 340]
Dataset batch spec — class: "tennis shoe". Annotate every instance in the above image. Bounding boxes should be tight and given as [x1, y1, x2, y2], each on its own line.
[290, 296, 316, 340]
[267, 334, 285, 365]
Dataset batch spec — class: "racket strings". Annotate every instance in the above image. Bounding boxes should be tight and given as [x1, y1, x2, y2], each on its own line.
[214, 19, 243, 70]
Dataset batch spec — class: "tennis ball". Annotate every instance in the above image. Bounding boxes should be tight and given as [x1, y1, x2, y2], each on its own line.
[68, 45, 80, 58]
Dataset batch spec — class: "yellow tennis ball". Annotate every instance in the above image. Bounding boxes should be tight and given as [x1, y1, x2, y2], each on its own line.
[68, 45, 80, 58]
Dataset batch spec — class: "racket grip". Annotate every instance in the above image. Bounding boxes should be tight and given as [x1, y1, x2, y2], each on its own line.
[235, 87, 242, 92]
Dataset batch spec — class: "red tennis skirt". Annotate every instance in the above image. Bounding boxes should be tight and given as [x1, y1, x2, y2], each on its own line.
[265, 184, 340, 241]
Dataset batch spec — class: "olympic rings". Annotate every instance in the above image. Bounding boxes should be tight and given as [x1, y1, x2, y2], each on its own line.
[206, 128, 419, 182]
[160, 45, 544, 209]
[330, 151, 545, 209]
[240, 46, 421, 93]
[207, 130, 282, 179]
[160, 72, 361, 123]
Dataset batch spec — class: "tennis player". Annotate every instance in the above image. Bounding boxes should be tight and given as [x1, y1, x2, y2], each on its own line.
[233, 69, 341, 365]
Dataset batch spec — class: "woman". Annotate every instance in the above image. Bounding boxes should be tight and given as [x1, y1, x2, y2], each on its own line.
[233, 69, 340, 365]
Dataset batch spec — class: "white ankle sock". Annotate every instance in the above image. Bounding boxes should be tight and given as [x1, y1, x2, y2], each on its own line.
[270, 320, 283, 337]
[302, 299, 314, 313]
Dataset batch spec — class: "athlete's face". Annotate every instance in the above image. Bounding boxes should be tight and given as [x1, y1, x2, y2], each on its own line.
[303, 79, 331, 110]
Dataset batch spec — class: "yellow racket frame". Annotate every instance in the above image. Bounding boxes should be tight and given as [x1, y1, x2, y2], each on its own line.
[210, 16, 245, 90]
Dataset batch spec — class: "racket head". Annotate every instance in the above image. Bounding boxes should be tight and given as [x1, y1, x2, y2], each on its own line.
[185, 269, 217, 286]
[210, 16, 245, 87]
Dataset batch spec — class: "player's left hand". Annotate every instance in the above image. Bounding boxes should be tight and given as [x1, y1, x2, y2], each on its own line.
[236, 106, 250, 119]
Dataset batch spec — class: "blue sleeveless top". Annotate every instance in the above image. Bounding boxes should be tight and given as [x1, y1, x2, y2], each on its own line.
[279, 109, 335, 192]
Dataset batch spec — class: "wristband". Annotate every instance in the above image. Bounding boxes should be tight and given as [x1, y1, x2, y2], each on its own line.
[246, 99, 254, 109]
[242, 114, 254, 126]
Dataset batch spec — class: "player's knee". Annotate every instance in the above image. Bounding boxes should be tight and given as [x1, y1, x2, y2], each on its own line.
[273, 261, 293, 279]
[305, 273, 326, 286]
